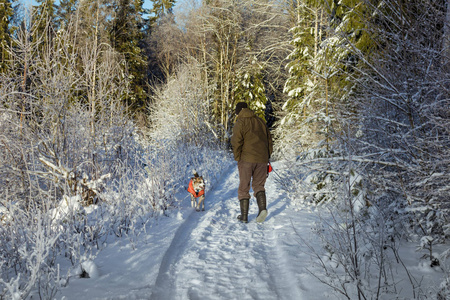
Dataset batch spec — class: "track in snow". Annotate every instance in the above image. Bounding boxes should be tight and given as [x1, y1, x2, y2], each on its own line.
[149, 163, 315, 300]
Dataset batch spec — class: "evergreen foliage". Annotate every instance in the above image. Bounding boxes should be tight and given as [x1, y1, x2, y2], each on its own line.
[56, 0, 77, 28]
[0, 0, 15, 72]
[278, 0, 376, 156]
[108, 0, 149, 112]
[233, 58, 268, 121]
[149, 0, 175, 26]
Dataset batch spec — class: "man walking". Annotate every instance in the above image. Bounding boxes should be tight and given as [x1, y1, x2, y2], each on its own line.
[231, 102, 273, 223]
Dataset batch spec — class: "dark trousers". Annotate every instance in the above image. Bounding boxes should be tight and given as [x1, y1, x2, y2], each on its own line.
[237, 161, 267, 200]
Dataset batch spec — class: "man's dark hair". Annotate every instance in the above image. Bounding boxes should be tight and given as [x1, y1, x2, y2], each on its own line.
[235, 102, 248, 115]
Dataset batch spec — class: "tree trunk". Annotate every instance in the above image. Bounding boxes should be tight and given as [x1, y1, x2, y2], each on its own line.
[444, 0, 450, 66]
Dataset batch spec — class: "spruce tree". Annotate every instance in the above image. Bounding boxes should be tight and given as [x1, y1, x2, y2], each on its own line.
[233, 58, 268, 121]
[0, 0, 14, 72]
[57, 0, 78, 28]
[109, 0, 149, 113]
[279, 0, 376, 153]
[33, 0, 56, 50]
[280, 0, 326, 152]
[149, 0, 175, 26]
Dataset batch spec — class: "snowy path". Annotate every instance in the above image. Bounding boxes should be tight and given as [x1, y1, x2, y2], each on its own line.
[149, 164, 323, 300]
[58, 162, 332, 299]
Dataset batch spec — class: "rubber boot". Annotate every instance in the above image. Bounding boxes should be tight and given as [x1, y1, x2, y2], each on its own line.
[237, 199, 249, 223]
[255, 191, 268, 223]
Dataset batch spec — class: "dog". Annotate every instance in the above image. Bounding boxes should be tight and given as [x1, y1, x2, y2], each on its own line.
[187, 170, 205, 211]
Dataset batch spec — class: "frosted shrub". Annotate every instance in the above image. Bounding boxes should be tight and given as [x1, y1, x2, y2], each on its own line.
[0, 200, 61, 299]
[146, 62, 231, 203]
[0, 15, 141, 298]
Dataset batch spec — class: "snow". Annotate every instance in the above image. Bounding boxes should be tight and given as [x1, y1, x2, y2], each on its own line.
[54, 162, 446, 299]
[51, 196, 82, 223]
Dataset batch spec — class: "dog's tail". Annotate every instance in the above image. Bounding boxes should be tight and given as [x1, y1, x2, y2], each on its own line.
[192, 170, 199, 178]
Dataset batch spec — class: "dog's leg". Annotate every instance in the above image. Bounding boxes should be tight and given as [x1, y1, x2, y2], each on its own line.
[192, 195, 200, 211]
[195, 198, 200, 211]
[198, 195, 205, 211]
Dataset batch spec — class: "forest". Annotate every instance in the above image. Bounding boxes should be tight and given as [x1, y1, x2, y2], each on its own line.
[0, 0, 449, 299]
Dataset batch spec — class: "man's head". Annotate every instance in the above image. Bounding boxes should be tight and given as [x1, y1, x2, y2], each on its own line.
[235, 102, 248, 115]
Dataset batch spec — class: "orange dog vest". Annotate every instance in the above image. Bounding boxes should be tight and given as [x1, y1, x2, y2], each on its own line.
[188, 179, 205, 198]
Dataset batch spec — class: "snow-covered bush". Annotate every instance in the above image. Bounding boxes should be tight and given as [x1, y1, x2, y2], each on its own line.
[0, 15, 147, 298]
[283, 147, 429, 299]
[349, 0, 450, 266]
[146, 62, 231, 197]
[0, 197, 62, 300]
[148, 62, 223, 150]
[277, 1, 449, 298]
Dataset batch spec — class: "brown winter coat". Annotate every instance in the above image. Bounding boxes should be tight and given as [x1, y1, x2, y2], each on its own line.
[231, 108, 273, 163]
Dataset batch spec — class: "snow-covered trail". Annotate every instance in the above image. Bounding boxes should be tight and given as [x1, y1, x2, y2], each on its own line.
[57, 162, 448, 300]
[58, 162, 332, 299]
[149, 163, 324, 300]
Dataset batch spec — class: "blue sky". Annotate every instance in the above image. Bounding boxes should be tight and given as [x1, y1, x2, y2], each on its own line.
[19, 0, 195, 26]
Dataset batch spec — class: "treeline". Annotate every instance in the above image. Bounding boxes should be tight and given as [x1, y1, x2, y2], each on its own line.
[0, 0, 177, 114]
